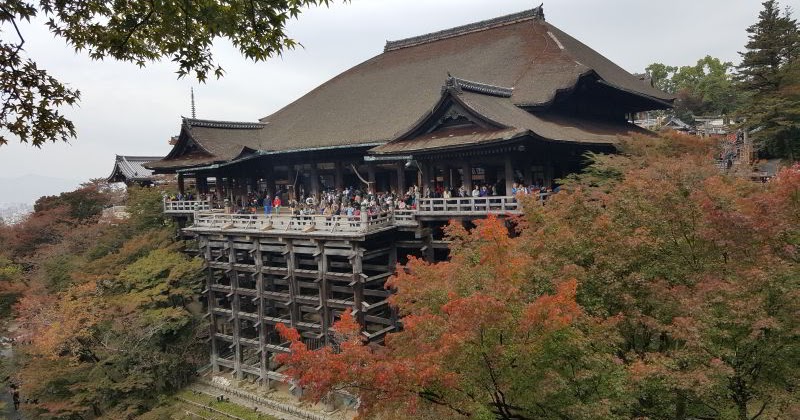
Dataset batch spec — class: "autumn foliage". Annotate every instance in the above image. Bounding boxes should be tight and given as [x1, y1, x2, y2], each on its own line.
[0, 185, 206, 418]
[277, 136, 800, 419]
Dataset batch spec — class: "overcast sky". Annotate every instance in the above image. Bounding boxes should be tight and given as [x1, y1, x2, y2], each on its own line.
[0, 0, 797, 196]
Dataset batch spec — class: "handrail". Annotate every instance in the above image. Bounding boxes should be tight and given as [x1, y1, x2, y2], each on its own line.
[183, 195, 553, 233]
[189, 210, 394, 234]
[416, 195, 524, 214]
[164, 198, 213, 213]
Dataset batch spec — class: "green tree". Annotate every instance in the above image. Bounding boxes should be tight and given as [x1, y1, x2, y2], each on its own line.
[737, 0, 800, 160]
[646, 63, 678, 93]
[646, 57, 740, 122]
[0, 0, 337, 147]
[738, 0, 800, 94]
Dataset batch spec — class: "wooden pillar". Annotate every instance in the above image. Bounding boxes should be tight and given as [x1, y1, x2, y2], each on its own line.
[367, 164, 376, 193]
[504, 155, 514, 196]
[252, 238, 267, 387]
[461, 162, 472, 191]
[284, 239, 300, 325]
[396, 164, 406, 194]
[317, 241, 330, 345]
[334, 161, 344, 190]
[442, 165, 452, 190]
[420, 161, 431, 195]
[310, 164, 320, 199]
[523, 164, 533, 187]
[228, 238, 243, 380]
[351, 246, 365, 326]
[197, 175, 208, 194]
[203, 237, 219, 373]
[177, 173, 185, 194]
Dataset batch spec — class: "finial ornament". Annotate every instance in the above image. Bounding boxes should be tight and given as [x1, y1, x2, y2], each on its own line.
[191, 87, 197, 119]
[534, 4, 545, 20]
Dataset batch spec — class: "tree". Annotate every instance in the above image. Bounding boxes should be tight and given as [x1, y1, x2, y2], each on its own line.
[646, 63, 678, 93]
[276, 135, 800, 419]
[738, 0, 800, 94]
[737, 0, 800, 160]
[1, 180, 205, 417]
[0, 0, 337, 147]
[278, 216, 629, 419]
[646, 56, 740, 122]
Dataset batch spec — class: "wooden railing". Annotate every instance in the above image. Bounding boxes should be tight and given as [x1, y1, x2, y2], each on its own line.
[190, 210, 394, 234]
[163, 199, 212, 214]
[184, 195, 554, 234]
[416, 195, 522, 214]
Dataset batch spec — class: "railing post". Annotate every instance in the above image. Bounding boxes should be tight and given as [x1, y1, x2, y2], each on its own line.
[360, 210, 367, 231]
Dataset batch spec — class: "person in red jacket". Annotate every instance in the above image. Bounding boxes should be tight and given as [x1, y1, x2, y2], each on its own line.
[272, 195, 282, 215]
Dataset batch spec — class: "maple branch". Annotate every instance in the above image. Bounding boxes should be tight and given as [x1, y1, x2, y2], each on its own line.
[0, 6, 25, 53]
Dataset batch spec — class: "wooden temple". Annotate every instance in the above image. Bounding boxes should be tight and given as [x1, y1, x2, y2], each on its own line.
[107, 155, 162, 186]
[146, 6, 673, 387]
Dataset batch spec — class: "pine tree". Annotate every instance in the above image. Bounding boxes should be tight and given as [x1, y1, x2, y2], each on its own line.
[738, 0, 799, 92]
[738, 1, 800, 160]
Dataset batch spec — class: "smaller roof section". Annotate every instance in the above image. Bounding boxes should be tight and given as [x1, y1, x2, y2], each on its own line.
[107, 155, 162, 184]
[371, 75, 648, 156]
[145, 117, 266, 173]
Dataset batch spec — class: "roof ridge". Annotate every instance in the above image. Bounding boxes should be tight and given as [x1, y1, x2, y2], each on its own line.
[183, 117, 266, 130]
[444, 75, 514, 98]
[384, 6, 544, 52]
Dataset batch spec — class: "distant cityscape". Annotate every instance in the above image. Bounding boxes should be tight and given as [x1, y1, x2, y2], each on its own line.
[0, 203, 34, 225]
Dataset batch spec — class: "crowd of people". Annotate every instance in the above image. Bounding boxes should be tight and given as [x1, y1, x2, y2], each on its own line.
[165, 179, 558, 217]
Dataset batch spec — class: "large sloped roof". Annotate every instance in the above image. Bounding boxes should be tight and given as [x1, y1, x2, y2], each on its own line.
[148, 6, 672, 171]
[252, 7, 670, 152]
[107, 155, 162, 182]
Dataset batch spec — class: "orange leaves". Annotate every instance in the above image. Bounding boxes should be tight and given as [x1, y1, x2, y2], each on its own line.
[275, 321, 300, 343]
[521, 279, 581, 333]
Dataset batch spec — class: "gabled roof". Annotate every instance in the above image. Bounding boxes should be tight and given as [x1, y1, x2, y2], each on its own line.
[371, 76, 650, 155]
[145, 118, 265, 171]
[107, 155, 162, 183]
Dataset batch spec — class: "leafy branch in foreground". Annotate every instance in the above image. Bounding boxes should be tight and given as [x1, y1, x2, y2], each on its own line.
[0, 0, 339, 147]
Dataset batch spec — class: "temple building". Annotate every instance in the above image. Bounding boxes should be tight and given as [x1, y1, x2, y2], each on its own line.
[147, 6, 673, 387]
[107, 155, 162, 186]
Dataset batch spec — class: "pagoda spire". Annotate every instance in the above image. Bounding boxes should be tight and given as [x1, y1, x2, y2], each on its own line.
[190, 87, 196, 118]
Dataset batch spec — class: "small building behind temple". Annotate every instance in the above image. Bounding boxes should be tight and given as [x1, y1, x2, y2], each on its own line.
[144, 5, 674, 389]
[107, 155, 163, 186]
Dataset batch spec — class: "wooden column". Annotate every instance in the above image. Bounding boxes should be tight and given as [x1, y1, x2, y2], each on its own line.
[523, 164, 533, 187]
[310, 163, 320, 199]
[351, 246, 365, 326]
[442, 165, 452, 190]
[367, 164, 376, 193]
[177, 173, 185, 194]
[334, 161, 344, 190]
[316, 241, 330, 344]
[203, 237, 219, 373]
[461, 162, 472, 191]
[396, 164, 406, 194]
[284, 239, 300, 325]
[228, 238, 243, 379]
[197, 175, 208, 194]
[420, 161, 431, 195]
[253, 238, 268, 387]
[504, 155, 514, 195]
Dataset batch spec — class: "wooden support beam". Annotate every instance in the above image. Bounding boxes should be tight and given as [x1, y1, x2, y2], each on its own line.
[228, 238, 243, 380]
[461, 161, 472, 191]
[504, 155, 514, 196]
